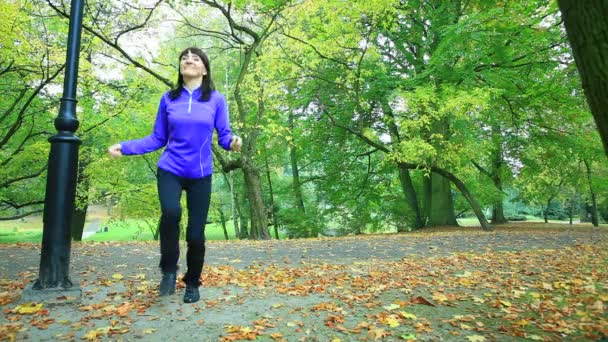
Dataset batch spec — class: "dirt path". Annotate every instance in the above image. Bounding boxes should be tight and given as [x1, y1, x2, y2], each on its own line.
[1, 224, 606, 341]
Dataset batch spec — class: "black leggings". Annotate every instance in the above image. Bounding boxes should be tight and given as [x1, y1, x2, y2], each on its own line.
[157, 167, 211, 286]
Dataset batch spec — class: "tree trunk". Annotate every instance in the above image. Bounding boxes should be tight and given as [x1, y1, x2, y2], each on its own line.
[243, 163, 270, 240]
[577, 192, 590, 222]
[265, 156, 280, 239]
[423, 104, 457, 227]
[422, 166, 491, 231]
[70, 151, 90, 241]
[288, 110, 306, 213]
[222, 171, 242, 239]
[558, 0, 608, 158]
[544, 200, 551, 223]
[397, 164, 424, 229]
[231, 174, 241, 238]
[354, 224, 362, 235]
[70, 204, 87, 241]
[239, 212, 249, 239]
[383, 101, 424, 230]
[425, 173, 458, 227]
[490, 128, 507, 224]
[569, 196, 574, 225]
[218, 206, 229, 240]
[583, 159, 600, 226]
[492, 201, 507, 224]
[423, 176, 431, 225]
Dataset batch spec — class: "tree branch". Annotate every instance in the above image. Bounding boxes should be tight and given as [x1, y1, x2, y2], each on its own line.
[46, 0, 173, 87]
[470, 159, 492, 179]
[322, 109, 390, 153]
[0, 209, 44, 221]
[0, 167, 47, 189]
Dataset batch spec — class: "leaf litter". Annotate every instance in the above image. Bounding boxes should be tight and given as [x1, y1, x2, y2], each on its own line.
[0, 225, 606, 341]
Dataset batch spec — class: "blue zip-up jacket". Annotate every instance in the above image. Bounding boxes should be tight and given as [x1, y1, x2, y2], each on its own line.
[120, 87, 233, 178]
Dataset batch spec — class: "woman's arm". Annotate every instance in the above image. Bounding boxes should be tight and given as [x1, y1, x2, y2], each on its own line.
[120, 95, 169, 155]
[214, 94, 235, 151]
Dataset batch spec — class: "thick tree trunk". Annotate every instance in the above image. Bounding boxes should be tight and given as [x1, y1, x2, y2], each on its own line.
[422, 166, 491, 231]
[239, 212, 249, 239]
[423, 106, 457, 227]
[583, 159, 600, 226]
[558, 0, 608, 158]
[70, 205, 87, 241]
[243, 163, 270, 240]
[425, 173, 458, 227]
[397, 164, 424, 229]
[265, 156, 279, 239]
[492, 201, 507, 224]
[288, 111, 306, 213]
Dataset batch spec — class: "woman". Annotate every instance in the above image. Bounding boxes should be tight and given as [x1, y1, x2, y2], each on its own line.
[108, 47, 241, 303]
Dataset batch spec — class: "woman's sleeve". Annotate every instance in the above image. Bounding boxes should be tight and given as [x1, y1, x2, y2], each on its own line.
[120, 95, 169, 155]
[215, 94, 233, 151]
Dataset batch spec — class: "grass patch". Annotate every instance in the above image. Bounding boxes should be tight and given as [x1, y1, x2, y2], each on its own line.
[0, 216, 284, 243]
[0, 228, 42, 243]
[3, 212, 601, 244]
[84, 219, 241, 242]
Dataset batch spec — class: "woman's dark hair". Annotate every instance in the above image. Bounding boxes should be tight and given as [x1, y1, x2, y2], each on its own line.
[168, 47, 215, 102]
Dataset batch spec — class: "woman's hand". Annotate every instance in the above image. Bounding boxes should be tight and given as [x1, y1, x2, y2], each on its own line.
[108, 144, 123, 158]
[230, 136, 242, 152]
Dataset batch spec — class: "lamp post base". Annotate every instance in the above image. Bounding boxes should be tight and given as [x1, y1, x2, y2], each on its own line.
[21, 281, 82, 306]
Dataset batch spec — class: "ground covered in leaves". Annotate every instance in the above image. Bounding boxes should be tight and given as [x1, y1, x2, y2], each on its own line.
[1, 223, 607, 341]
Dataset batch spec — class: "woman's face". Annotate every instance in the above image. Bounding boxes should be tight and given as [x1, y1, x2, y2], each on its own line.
[180, 50, 207, 78]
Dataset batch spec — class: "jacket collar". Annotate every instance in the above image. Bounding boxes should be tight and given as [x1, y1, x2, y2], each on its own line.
[182, 86, 201, 95]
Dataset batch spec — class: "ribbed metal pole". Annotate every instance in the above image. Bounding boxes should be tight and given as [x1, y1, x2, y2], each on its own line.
[33, 0, 84, 290]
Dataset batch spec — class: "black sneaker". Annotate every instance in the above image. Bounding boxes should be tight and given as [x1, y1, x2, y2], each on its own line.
[183, 285, 200, 303]
[159, 272, 176, 296]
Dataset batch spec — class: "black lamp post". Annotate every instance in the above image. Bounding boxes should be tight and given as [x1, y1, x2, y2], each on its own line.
[32, 0, 84, 290]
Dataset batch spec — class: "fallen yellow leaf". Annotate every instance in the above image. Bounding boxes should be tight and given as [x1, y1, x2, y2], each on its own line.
[399, 311, 417, 320]
[14, 302, 43, 314]
[385, 316, 400, 328]
[526, 334, 543, 340]
[82, 327, 110, 341]
[432, 293, 448, 302]
[383, 304, 400, 311]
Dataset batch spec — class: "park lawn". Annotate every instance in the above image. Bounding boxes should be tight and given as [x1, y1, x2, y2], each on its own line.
[0, 219, 242, 243]
[456, 216, 589, 226]
[0, 217, 44, 243]
[1, 214, 601, 244]
[0, 228, 42, 244]
[83, 219, 240, 242]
